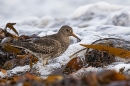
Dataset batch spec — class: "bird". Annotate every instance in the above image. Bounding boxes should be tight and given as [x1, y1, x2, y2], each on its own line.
[12, 25, 81, 65]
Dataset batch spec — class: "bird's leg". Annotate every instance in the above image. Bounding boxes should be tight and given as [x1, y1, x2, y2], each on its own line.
[43, 58, 48, 66]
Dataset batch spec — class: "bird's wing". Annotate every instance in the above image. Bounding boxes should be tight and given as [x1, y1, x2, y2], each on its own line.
[13, 38, 61, 54]
[33, 38, 61, 54]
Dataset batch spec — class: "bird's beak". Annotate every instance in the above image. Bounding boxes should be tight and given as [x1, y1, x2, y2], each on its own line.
[71, 33, 81, 41]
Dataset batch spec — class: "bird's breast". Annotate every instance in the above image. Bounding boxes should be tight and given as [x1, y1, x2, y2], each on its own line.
[60, 37, 70, 53]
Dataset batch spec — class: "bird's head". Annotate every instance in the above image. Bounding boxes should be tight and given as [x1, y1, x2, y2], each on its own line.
[58, 25, 81, 41]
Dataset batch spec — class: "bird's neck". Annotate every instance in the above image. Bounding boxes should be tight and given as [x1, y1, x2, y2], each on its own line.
[57, 33, 69, 42]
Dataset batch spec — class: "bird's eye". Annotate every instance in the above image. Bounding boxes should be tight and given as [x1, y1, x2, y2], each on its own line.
[66, 29, 69, 32]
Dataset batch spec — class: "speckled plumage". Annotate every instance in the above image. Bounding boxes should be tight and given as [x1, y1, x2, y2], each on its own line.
[13, 25, 80, 65]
